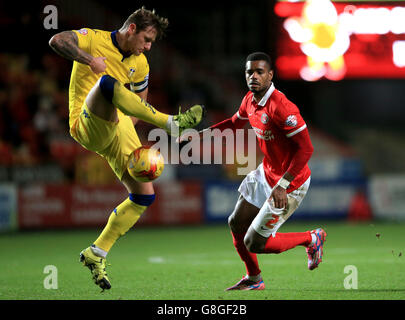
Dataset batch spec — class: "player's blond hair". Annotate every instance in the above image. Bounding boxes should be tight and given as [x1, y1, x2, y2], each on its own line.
[122, 7, 169, 39]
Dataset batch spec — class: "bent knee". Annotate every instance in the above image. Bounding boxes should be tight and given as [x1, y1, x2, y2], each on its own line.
[85, 77, 118, 122]
[228, 213, 237, 229]
[99, 75, 117, 103]
[122, 171, 155, 196]
[244, 239, 264, 254]
[228, 212, 249, 234]
[244, 232, 266, 253]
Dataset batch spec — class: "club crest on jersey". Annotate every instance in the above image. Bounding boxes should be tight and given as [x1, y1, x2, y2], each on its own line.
[285, 115, 298, 127]
[78, 28, 88, 35]
[261, 113, 269, 124]
[129, 68, 136, 78]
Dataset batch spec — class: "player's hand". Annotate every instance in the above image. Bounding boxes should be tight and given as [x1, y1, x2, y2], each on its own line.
[89, 56, 107, 74]
[269, 186, 287, 209]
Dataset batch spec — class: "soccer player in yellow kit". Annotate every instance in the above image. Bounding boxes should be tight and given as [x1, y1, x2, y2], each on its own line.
[49, 8, 205, 290]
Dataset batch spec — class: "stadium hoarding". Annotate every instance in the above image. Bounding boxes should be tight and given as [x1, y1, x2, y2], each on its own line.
[292, 179, 366, 220]
[369, 174, 405, 220]
[18, 184, 72, 228]
[17, 182, 203, 229]
[203, 181, 240, 223]
[142, 180, 203, 225]
[0, 184, 17, 232]
[14, 176, 374, 228]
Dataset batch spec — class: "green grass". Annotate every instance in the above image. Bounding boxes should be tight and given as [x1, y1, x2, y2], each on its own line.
[1, 221, 405, 300]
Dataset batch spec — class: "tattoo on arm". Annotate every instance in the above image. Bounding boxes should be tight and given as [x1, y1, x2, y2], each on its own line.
[49, 31, 93, 65]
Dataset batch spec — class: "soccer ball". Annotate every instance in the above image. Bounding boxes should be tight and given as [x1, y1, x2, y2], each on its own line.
[127, 146, 164, 182]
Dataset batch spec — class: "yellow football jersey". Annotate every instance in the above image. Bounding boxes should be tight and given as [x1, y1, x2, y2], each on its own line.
[68, 28, 149, 129]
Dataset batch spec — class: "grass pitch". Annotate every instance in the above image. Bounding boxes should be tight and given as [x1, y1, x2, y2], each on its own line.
[1, 221, 405, 300]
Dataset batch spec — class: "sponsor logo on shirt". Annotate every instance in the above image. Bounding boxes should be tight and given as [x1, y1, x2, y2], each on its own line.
[78, 28, 88, 35]
[141, 98, 156, 114]
[252, 126, 274, 141]
[285, 115, 298, 127]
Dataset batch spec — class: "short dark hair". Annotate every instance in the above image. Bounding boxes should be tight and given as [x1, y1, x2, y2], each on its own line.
[246, 52, 272, 70]
[122, 7, 169, 39]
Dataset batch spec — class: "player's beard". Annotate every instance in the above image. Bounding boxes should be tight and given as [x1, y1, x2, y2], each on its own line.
[249, 85, 265, 95]
[250, 80, 272, 95]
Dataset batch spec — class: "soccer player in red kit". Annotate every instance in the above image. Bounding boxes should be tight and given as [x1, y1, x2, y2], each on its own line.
[181, 52, 327, 290]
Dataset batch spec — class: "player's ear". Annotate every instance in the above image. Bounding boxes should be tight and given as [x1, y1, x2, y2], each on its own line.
[128, 23, 137, 34]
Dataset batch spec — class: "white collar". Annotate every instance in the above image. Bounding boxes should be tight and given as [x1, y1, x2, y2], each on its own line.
[254, 82, 275, 106]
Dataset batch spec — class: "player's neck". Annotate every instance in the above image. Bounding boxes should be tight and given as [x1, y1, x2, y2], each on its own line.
[253, 93, 264, 103]
[253, 88, 269, 103]
[252, 84, 271, 103]
[115, 30, 130, 55]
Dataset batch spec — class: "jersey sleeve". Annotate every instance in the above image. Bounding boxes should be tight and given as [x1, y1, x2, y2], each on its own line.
[273, 98, 307, 138]
[274, 97, 313, 177]
[130, 54, 150, 93]
[72, 28, 95, 53]
[285, 128, 314, 177]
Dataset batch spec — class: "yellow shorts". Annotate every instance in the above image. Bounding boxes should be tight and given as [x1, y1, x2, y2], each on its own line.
[70, 102, 142, 180]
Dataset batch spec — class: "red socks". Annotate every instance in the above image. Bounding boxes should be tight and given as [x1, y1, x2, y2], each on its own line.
[231, 231, 312, 276]
[264, 231, 312, 254]
[231, 232, 261, 277]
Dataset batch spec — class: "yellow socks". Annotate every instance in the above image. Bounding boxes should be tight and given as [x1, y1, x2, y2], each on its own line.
[93, 194, 155, 253]
[99, 75, 169, 128]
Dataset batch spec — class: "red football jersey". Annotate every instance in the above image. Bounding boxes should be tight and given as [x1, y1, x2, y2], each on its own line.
[211, 83, 313, 193]
[238, 83, 312, 192]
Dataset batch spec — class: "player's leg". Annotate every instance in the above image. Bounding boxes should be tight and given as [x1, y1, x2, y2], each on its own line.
[92, 171, 155, 255]
[244, 209, 313, 254]
[245, 221, 326, 270]
[80, 174, 155, 290]
[226, 163, 275, 291]
[86, 75, 205, 136]
[86, 76, 167, 127]
[76, 111, 156, 290]
[226, 195, 265, 291]
[244, 184, 312, 254]
[244, 178, 327, 269]
[228, 195, 261, 277]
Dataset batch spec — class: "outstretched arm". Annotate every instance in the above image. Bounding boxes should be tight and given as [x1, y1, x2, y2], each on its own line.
[177, 112, 248, 143]
[49, 31, 106, 74]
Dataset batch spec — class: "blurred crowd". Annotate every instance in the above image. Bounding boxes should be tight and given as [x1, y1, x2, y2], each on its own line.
[0, 52, 72, 167]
